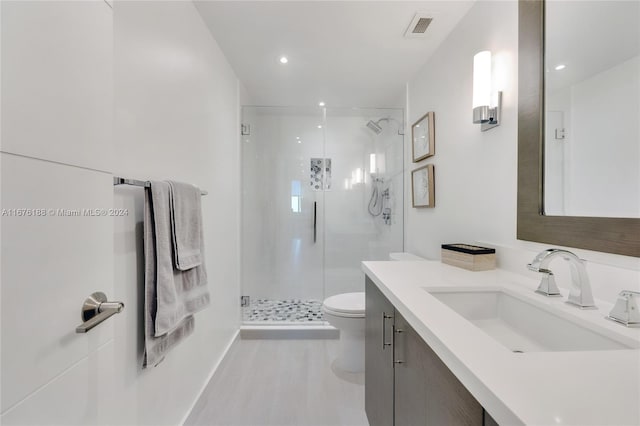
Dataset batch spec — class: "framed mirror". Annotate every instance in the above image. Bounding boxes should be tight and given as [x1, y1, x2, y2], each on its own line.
[517, 0, 640, 257]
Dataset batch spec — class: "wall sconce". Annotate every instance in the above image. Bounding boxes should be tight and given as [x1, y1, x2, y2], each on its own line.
[472, 50, 502, 131]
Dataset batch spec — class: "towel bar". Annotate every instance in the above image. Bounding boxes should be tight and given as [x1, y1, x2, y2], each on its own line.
[76, 292, 124, 333]
[113, 176, 208, 196]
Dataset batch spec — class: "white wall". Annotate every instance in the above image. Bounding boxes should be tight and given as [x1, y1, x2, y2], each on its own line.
[404, 1, 640, 304]
[565, 56, 639, 218]
[1, 1, 242, 424]
[545, 86, 573, 215]
[546, 56, 640, 217]
[1, 1, 115, 423]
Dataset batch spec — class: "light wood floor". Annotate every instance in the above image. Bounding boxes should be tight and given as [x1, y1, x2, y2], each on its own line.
[185, 338, 369, 426]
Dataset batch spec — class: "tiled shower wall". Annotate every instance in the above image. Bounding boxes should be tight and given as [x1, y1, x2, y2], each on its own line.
[241, 107, 404, 304]
[323, 111, 404, 298]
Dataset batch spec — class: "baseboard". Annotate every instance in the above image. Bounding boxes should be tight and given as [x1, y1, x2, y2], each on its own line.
[240, 325, 339, 340]
[180, 329, 240, 426]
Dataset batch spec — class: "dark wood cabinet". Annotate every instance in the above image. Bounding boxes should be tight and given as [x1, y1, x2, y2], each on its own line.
[365, 277, 395, 426]
[365, 276, 490, 426]
[394, 311, 483, 426]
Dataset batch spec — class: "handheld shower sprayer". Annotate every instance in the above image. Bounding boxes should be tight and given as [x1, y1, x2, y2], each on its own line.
[368, 177, 385, 217]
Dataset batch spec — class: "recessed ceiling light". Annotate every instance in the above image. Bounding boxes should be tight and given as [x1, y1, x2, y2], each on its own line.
[279, 56, 288, 64]
[297, 140, 301, 144]
[318, 101, 325, 107]
[296, 136, 300, 139]
[555, 64, 566, 71]
[317, 125, 323, 129]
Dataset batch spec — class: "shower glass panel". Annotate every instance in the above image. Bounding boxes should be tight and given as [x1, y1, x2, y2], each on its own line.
[240, 106, 404, 325]
[323, 108, 404, 298]
[241, 106, 326, 324]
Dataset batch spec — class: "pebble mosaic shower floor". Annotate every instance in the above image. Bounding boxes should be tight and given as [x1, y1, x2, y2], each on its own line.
[242, 299, 325, 323]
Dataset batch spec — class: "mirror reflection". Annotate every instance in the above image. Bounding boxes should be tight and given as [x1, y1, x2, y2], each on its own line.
[544, 0, 640, 218]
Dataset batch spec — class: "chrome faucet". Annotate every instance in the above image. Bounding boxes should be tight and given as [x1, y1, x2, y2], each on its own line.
[527, 248, 597, 309]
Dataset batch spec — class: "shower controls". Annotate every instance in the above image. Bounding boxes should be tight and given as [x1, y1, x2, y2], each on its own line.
[383, 208, 392, 225]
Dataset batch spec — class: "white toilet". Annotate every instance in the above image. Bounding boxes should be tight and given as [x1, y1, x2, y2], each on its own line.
[323, 254, 424, 373]
[322, 292, 365, 373]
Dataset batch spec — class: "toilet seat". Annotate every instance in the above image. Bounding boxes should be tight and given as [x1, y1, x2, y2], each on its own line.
[322, 292, 365, 318]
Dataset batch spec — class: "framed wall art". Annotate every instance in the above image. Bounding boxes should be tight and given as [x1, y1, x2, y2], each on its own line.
[411, 112, 435, 162]
[411, 164, 435, 208]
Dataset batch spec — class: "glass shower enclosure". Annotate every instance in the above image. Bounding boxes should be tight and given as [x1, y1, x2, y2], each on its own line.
[241, 106, 404, 325]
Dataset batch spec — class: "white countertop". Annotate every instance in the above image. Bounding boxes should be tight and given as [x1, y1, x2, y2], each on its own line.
[362, 260, 640, 426]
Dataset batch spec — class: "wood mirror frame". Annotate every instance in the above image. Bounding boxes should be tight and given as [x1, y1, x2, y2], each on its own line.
[517, 0, 640, 257]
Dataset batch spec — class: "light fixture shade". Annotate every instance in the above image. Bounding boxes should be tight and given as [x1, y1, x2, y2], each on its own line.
[472, 51, 492, 108]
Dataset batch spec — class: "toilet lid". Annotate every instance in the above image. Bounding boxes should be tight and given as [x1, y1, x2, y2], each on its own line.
[323, 292, 365, 315]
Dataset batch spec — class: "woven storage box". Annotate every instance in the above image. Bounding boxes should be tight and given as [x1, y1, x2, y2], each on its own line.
[441, 244, 496, 271]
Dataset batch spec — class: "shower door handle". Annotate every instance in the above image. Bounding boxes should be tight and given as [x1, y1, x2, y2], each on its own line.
[313, 201, 317, 243]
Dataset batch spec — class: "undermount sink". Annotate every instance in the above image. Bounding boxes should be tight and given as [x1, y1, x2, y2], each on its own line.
[425, 287, 639, 353]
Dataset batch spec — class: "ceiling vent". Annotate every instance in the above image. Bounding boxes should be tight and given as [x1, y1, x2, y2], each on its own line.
[404, 13, 433, 38]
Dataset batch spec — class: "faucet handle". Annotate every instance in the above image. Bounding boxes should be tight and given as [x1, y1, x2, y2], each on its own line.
[527, 263, 551, 274]
[606, 291, 640, 328]
[534, 271, 562, 297]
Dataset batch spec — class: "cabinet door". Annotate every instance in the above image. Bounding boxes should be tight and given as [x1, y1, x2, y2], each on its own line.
[484, 410, 500, 426]
[394, 312, 483, 426]
[365, 277, 395, 426]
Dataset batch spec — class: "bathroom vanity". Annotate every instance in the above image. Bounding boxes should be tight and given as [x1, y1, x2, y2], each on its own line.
[366, 278, 495, 426]
[363, 260, 640, 425]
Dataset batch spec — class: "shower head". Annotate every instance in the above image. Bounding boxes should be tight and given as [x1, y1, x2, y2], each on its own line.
[366, 120, 383, 134]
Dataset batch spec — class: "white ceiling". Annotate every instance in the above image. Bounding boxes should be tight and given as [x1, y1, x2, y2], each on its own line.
[194, 1, 474, 108]
[546, 0, 639, 92]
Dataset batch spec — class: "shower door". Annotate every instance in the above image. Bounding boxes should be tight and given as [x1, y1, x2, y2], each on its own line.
[240, 106, 405, 325]
[241, 106, 326, 323]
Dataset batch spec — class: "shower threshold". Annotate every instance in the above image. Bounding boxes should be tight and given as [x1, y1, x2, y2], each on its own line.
[241, 298, 338, 339]
[242, 298, 325, 323]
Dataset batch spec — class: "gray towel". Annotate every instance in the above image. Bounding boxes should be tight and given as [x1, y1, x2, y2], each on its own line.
[143, 182, 210, 368]
[143, 188, 194, 368]
[167, 181, 202, 271]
